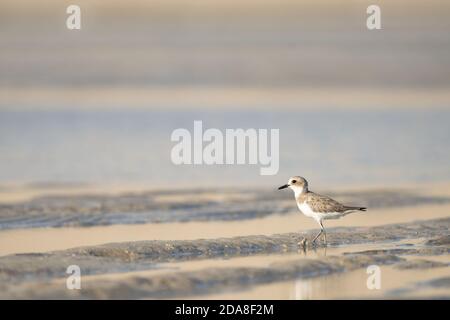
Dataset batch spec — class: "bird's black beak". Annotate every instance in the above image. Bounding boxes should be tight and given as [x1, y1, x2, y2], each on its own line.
[278, 184, 289, 190]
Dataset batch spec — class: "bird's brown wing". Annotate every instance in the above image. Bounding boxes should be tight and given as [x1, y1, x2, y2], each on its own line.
[306, 192, 347, 213]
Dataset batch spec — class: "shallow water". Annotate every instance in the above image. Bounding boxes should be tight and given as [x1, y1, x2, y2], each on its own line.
[1, 110, 450, 189]
[1, 226, 448, 299]
[1, 203, 450, 256]
[0, 183, 448, 299]
[188, 263, 450, 300]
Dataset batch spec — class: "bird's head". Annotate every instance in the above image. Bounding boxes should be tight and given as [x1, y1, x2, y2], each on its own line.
[278, 176, 309, 195]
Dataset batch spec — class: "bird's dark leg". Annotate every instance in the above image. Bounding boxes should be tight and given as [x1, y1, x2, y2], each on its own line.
[320, 220, 327, 246]
[312, 229, 322, 243]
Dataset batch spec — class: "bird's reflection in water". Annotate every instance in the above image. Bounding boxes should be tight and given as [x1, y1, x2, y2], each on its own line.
[292, 244, 328, 299]
[291, 279, 314, 300]
[297, 243, 327, 257]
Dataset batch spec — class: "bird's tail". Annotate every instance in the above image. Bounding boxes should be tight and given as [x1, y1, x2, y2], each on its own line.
[345, 206, 367, 212]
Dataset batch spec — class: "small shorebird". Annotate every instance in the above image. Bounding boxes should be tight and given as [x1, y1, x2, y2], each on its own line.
[278, 176, 366, 245]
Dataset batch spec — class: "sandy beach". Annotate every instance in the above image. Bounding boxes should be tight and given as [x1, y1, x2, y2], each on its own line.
[0, 184, 449, 299]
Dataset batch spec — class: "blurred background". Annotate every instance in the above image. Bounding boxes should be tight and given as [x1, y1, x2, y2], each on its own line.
[1, 1, 450, 300]
[1, 0, 450, 191]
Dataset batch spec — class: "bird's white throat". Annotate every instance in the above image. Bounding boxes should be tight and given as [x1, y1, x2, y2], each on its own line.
[290, 185, 307, 199]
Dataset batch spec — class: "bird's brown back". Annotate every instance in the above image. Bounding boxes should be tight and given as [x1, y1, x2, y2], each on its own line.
[298, 191, 347, 213]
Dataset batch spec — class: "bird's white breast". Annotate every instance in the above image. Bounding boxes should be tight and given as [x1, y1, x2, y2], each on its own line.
[297, 201, 316, 218]
[297, 200, 344, 222]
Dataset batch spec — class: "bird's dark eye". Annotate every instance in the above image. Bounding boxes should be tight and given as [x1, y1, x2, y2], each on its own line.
[291, 180, 297, 184]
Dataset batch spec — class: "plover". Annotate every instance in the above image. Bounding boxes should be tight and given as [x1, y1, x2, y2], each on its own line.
[278, 176, 366, 245]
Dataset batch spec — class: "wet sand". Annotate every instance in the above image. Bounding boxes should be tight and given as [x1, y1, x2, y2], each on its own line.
[190, 262, 450, 300]
[0, 185, 449, 299]
[0, 218, 448, 299]
[1, 203, 450, 256]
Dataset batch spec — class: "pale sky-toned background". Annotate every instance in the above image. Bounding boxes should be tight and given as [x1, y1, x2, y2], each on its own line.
[1, 0, 449, 110]
[0, 0, 449, 188]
